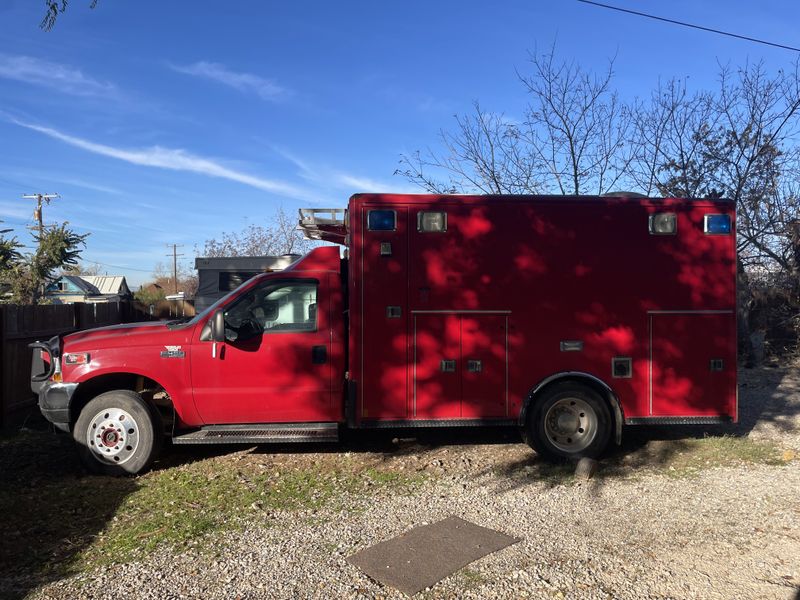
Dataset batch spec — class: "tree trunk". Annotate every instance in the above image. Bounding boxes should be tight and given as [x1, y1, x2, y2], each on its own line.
[737, 259, 757, 367]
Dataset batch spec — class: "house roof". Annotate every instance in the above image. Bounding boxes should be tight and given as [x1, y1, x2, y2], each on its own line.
[48, 275, 130, 297]
[80, 276, 129, 295]
[61, 275, 98, 294]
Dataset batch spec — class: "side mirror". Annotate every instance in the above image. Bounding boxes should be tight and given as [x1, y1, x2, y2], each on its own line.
[210, 309, 226, 342]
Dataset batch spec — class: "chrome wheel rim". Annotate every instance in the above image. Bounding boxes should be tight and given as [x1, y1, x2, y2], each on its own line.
[544, 397, 597, 453]
[86, 408, 139, 465]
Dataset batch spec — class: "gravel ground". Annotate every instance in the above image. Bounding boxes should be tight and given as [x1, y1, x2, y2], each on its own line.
[19, 364, 800, 599]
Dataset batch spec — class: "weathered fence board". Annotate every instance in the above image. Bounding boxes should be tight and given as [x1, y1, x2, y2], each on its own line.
[0, 302, 149, 428]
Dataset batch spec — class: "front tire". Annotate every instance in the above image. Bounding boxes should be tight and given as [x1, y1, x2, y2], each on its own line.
[525, 382, 611, 460]
[73, 390, 162, 476]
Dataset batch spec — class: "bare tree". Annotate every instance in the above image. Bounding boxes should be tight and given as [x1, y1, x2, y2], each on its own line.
[61, 261, 103, 277]
[199, 206, 316, 258]
[41, 0, 99, 31]
[397, 104, 547, 194]
[518, 47, 631, 195]
[710, 62, 800, 272]
[628, 79, 720, 197]
[631, 61, 800, 272]
[398, 45, 631, 196]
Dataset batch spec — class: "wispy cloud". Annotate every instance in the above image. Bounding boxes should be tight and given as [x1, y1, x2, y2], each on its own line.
[375, 85, 451, 113]
[168, 61, 291, 101]
[13, 119, 312, 200]
[275, 146, 416, 193]
[0, 54, 116, 97]
[0, 200, 34, 222]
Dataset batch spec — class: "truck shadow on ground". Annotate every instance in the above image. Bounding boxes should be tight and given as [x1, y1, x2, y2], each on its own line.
[480, 363, 797, 495]
[1, 365, 793, 598]
[157, 364, 795, 500]
[0, 427, 139, 600]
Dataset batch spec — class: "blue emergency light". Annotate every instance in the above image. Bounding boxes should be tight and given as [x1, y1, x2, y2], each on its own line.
[704, 214, 731, 234]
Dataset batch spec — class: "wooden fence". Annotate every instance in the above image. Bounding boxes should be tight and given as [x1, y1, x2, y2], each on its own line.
[0, 302, 149, 429]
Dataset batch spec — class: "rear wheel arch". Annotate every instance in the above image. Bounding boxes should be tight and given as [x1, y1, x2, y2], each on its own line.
[520, 372, 624, 447]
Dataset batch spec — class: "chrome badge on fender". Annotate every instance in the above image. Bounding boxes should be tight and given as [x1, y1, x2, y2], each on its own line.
[160, 345, 185, 358]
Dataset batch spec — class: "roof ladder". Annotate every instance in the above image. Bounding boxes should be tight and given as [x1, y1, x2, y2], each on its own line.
[298, 208, 348, 244]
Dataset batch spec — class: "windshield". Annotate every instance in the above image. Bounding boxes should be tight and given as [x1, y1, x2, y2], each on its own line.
[183, 273, 268, 327]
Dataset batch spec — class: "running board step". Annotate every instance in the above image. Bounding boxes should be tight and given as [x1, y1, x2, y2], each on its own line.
[172, 423, 339, 445]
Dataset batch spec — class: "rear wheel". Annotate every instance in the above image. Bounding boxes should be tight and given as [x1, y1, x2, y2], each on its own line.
[73, 390, 162, 476]
[525, 382, 611, 460]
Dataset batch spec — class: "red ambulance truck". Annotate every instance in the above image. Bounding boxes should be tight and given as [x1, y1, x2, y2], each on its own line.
[31, 194, 737, 474]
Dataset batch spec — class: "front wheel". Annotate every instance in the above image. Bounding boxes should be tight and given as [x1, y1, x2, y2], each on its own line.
[525, 382, 611, 460]
[73, 390, 162, 476]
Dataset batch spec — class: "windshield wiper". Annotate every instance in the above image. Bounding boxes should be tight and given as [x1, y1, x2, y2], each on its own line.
[165, 318, 191, 330]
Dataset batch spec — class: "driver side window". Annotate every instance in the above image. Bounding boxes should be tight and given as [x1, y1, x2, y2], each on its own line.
[225, 280, 318, 339]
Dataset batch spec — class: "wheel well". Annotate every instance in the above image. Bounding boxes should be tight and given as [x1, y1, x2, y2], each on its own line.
[521, 373, 624, 445]
[70, 373, 174, 434]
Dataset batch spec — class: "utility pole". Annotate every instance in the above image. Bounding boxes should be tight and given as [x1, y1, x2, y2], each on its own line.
[22, 193, 60, 238]
[166, 244, 185, 294]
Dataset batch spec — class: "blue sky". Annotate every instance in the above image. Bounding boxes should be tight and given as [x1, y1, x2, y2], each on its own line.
[1, 0, 798, 287]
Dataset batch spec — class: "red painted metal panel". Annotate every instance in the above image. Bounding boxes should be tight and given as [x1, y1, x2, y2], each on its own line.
[461, 315, 507, 418]
[651, 313, 736, 417]
[413, 314, 461, 418]
[190, 273, 337, 424]
[360, 205, 409, 419]
[350, 194, 736, 423]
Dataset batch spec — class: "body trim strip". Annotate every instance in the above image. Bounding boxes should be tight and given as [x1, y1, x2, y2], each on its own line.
[646, 309, 734, 315]
[626, 416, 732, 425]
[357, 418, 516, 429]
[411, 309, 512, 314]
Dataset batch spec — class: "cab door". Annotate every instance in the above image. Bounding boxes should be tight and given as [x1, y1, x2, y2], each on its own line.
[190, 276, 337, 424]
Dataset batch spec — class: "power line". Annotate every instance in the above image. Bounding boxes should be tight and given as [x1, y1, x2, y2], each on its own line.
[577, 0, 800, 53]
[80, 258, 154, 273]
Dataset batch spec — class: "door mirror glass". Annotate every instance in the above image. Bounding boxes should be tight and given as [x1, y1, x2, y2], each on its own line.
[210, 309, 226, 342]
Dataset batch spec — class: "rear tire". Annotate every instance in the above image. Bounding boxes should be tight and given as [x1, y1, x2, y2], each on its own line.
[525, 382, 611, 461]
[73, 390, 162, 476]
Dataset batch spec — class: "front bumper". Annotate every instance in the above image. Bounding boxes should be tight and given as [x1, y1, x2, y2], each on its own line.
[37, 381, 78, 432]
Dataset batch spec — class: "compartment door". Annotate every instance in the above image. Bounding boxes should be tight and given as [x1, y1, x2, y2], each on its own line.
[650, 313, 736, 417]
[461, 315, 508, 418]
[413, 314, 462, 418]
[361, 206, 408, 419]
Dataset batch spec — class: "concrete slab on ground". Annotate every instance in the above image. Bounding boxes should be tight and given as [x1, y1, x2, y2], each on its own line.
[347, 516, 519, 595]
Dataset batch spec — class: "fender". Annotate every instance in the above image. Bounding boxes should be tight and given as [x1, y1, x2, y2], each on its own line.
[519, 371, 624, 445]
[72, 366, 200, 426]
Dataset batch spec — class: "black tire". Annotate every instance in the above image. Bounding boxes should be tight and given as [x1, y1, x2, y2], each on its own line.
[524, 382, 611, 461]
[73, 390, 163, 476]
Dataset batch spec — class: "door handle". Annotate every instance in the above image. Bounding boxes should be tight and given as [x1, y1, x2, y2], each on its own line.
[312, 345, 327, 364]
